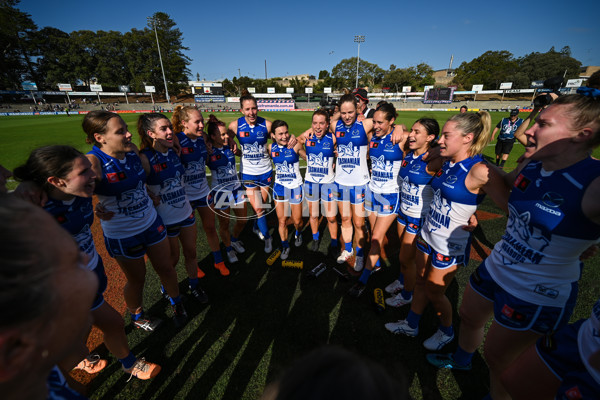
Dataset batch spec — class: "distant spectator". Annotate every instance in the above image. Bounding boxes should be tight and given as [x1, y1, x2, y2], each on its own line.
[352, 88, 375, 118]
[460, 105, 468, 113]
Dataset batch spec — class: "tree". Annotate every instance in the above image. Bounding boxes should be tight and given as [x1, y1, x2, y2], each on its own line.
[145, 12, 191, 95]
[0, 0, 38, 89]
[331, 57, 384, 89]
[318, 70, 329, 79]
[453, 50, 518, 90]
[288, 76, 308, 94]
[31, 27, 70, 89]
[382, 63, 435, 91]
[518, 46, 581, 83]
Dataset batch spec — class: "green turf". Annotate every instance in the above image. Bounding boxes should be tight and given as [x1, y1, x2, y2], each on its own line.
[1, 112, 599, 399]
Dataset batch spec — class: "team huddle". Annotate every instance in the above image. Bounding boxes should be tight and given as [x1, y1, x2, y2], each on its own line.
[9, 85, 600, 399]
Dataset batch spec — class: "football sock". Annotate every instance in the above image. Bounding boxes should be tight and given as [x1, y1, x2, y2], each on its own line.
[406, 310, 421, 329]
[212, 251, 223, 264]
[358, 268, 371, 284]
[119, 352, 137, 370]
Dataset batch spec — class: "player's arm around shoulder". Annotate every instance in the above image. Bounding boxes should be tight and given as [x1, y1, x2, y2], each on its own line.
[295, 142, 307, 161]
[466, 161, 510, 214]
[137, 150, 152, 177]
[86, 153, 103, 182]
[582, 175, 600, 226]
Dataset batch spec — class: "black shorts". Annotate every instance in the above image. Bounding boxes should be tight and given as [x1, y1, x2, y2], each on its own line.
[495, 138, 515, 155]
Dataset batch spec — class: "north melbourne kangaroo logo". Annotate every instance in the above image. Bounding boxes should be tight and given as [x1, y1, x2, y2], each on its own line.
[276, 161, 295, 180]
[501, 203, 550, 265]
[427, 189, 451, 233]
[185, 161, 206, 189]
[337, 143, 360, 173]
[216, 162, 236, 182]
[308, 152, 328, 182]
[243, 142, 264, 165]
[117, 181, 148, 218]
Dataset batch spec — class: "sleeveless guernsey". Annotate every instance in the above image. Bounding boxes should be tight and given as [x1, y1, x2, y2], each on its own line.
[368, 130, 403, 193]
[421, 155, 485, 256]
[237, 116, 271, 175]
[44, 196, 99, 270]
[486, 157, 600, 306]
[271, 143, 303, 188]
[206, 145, 241, 191]
[305, 132, 335, 184]
[141, 147, 192, 225]
[334, 119, 369, 186]
[176, 131, 211, 201]
[88, 146, 156, 238]
[400, 151, 434, 218]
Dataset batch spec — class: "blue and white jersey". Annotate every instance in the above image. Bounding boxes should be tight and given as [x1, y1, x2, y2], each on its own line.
[334, 119, 370, 186]
[368, 130, 403, 194]
[142, 148, 192, 225]
[44, 196, 99, 271]
[579, 298, 600, 385]
[496, 117, 524, 140]
[271, 143, 302, 189]
[88, 146, 156, 239]
[237, 116, 271, 175]
[487, 157, 600, 306]
[176, 132, 211, 201]
[421, 155, 485, 256]
[206, 145, 241, 191]
[305, 133, 335, 184]
[400, 151, 434, 218]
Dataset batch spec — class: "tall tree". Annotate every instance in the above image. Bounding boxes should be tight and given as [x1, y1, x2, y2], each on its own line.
[331, 57, 384, 89]
[453, 50, 517, 90]
[145, 12, 191, 95]
[518, 46, 581, 82]
[31, 27, 70, 89]
[0, 0, 38, 89]
[382, 63, 435, 91]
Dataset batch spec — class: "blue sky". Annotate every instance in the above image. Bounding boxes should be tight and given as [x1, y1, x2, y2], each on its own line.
[20, 0, 600, 81]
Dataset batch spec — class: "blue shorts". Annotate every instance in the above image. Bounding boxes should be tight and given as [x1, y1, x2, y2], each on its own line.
[211, 187, 246, 210]
[91, 257, 108, 311]
[397, 210, 424, 235]
[416, 234, 469, 269]
[304, 181, 335, 203]
[190, 194, 213, 209]
[364, 188, 399, 215]
[242, 170, 273, 188]
[104, 216, 167, 259]
[536, 320, 600, 399]
[273, 183, 303, 204]
[335, 183, 366, 204]
[469, 260, 577, 333]
[165, 213, 196, 237]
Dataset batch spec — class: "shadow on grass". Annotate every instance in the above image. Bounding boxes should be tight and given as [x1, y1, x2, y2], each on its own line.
[88, 214, 491, 399]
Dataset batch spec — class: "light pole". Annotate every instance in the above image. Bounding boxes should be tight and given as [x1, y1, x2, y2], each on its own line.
[147, 16, 170, 104]
[354, 35, 365, 88]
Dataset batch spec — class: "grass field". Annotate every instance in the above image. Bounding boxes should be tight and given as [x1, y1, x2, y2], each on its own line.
[1, 111, 599, 400]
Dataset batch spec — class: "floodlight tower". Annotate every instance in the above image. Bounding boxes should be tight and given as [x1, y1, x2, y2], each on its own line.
[354, 35, 365, 88]
[147, 16, 171, 104]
